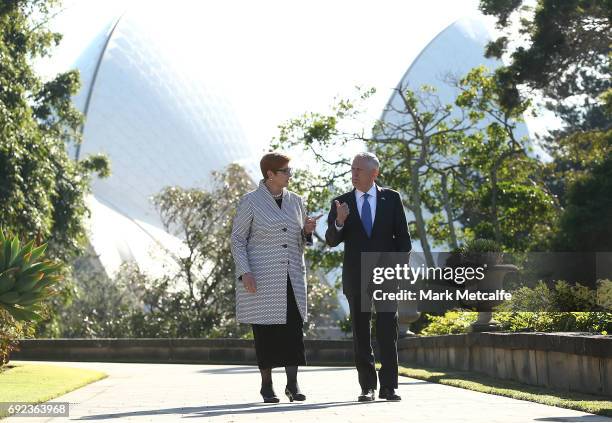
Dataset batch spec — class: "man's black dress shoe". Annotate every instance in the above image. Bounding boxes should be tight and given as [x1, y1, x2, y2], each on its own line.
[379, 387, 401, 401]
[358, 388, 375, 402]
[260, 383, 280, 403]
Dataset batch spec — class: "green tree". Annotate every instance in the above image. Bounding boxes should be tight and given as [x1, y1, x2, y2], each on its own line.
[272, 90, 373, 278]
[275, 70, 557, 256]
[480, 0, 610, 113]
[479, 0, 611, 253]
[0, 0, 109, 263]
[275, 86, 477, 266]
[553, 155, 612, 252]
[372, 82, 475, 262]
[453, 67, 558, 251]
[124, 163, 255, 337]
[42, 251, 145, 338]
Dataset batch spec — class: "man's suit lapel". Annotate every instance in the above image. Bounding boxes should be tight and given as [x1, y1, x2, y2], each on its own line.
[370, 184, 385, 236]
[347, 189, 359, 220]
[347, 189, 366, 238]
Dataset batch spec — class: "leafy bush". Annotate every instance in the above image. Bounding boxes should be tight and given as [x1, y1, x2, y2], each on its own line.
[48, 259, 337, 339]
[420, 280, 612, 335]
[421, 310, 612, 336]
[494, 311, 612, 334]
[0, 307, 36, 366]
[420, 311, 478, 336]
[40, 257, 144, 338]
[498, 280, 609, 313]
[460, 238, 504, 266]
[304, 273, 338, 337]
[443, 238, 506, 277]
[597, 279, 612, 310]
[337, 316, 352, 335]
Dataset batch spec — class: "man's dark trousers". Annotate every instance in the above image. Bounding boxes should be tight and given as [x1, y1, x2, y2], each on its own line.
[348, 294, 398, 390]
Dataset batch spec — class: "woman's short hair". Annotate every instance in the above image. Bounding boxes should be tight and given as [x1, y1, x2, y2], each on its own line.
[260, 152, 291, 179]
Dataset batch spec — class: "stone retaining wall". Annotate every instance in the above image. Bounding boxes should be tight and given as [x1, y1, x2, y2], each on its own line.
[12, 338, 353, 366]
[13, 332, 611, 397]
[397, 332, 612, 397]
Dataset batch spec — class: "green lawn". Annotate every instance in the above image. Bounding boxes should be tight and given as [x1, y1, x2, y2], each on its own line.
[397, 364, 612, 417]
[0, 362, 106, 418]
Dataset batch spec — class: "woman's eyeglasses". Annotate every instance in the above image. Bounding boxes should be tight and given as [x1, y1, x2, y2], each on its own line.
[275, 167, 293, 176]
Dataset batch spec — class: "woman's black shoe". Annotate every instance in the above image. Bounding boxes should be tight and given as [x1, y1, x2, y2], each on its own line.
[260, 384, 280, 403]
[285, 384, 306, 402]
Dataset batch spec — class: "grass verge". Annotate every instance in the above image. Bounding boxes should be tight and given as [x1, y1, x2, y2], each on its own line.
[397, 365, 612, 417]
[0, 362, 107, 418]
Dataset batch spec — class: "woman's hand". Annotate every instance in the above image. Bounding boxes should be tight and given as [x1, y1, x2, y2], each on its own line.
[304, 214, 323, 235]
[242, 272, 257, 293]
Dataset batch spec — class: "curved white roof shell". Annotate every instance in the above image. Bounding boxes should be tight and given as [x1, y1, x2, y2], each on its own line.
[381, 16, 530, 143]
[55, 4, 265, 275]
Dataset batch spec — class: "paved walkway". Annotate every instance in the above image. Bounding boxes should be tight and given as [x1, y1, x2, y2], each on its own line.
[5, 361, 610, 422]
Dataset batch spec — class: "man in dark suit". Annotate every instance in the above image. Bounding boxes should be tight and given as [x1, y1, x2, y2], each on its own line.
[326, 152, 412, 402]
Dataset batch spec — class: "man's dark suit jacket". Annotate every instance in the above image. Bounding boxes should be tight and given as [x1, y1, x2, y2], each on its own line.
[325, 184, 412, 297]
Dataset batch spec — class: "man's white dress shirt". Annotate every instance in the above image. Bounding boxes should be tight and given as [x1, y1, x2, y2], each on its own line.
[335, 184, 377, 231]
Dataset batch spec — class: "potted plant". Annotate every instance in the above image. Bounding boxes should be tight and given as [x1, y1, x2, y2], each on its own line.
[454, 239, 518, 332]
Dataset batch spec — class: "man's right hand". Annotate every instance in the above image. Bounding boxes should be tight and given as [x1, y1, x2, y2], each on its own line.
[335, 200, 349, 226]
[242, 272, 256, 293]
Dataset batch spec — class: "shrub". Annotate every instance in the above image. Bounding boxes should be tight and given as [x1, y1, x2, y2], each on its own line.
[0, 230, 64, 322]
[420, 311, 477, 335]
[419, 280, 612, 335]
[0, 308, 35, 366]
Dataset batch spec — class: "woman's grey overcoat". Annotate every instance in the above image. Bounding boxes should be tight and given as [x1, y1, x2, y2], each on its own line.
[231, 180, 308, 324]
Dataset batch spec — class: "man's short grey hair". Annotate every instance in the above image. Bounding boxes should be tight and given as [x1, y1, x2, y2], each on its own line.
[353, 152, 380, 170]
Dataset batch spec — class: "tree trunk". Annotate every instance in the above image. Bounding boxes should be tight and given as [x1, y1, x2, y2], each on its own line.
[410, 169, 434, 267]
[441, 172, 458, 249]
[490, 168, 501, 244]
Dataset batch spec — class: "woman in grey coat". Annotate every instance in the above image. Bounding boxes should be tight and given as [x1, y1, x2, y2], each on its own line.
[231, 152, 319, 403]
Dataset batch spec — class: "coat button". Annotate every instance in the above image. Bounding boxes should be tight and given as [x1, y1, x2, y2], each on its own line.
[282, 244, 287, 248]
[282, 228, 287, 232]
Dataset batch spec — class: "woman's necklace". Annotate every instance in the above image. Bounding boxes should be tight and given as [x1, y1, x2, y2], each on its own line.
[265, 181, 283, 198]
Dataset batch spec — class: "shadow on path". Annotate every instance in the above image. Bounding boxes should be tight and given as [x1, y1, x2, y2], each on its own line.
[398, 380, 430, 385]
[198, 366, 353, 374]
[535, 416, 612, 422]
[76, 400, 380, 420]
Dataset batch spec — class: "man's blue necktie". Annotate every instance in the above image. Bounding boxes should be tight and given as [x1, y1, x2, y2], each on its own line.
[361, 193, 372, 237]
